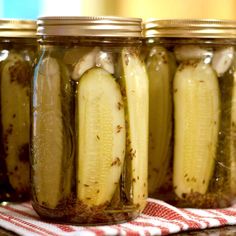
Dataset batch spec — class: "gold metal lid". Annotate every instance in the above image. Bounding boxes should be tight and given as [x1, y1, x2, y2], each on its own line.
[0, 19, 36, 38]
[144, 19, 236, 38]
[37, 16, 142, 37]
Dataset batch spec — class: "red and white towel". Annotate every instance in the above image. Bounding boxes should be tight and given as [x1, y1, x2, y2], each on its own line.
[0, 198, 236, 235]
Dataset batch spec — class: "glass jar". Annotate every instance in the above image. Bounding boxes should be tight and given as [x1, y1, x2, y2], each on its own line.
[31, 16, 148, 225]
[0, 19, 36, 202]
[144, 19, 236, 208]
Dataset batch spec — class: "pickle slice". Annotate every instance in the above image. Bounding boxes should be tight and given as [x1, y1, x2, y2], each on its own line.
[173, 60, 220, 198]
[146, 46, 172, 194]
[1, 52, 30, 193]
[77, 67, 125, 206]
[121, 48, 149, 208]
[32, 57, 72, 208]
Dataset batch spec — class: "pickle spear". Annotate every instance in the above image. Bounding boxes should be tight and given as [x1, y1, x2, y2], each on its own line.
[173, 60, 220, 198]
[230, 59, 236, 194]
[1, 52, 30, 193]
[121, 48, 149, 208]
[77, 67, 125, 206]
[146, 46, 172, 194]
[32, 57, 71, 208]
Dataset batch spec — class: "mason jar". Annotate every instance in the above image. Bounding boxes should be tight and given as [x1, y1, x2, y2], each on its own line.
[0, 19, 36, 202]
[31, 16, 149, 225]
[144, 19, 236, 208]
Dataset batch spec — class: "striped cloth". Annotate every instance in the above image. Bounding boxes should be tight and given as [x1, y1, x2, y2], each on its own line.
[0, 198, 236, 236]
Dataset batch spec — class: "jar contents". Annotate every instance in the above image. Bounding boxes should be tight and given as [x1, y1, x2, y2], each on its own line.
[32, 46, 149, 224]
[146, 43, 236, 208]
[0, 45, 35, 201]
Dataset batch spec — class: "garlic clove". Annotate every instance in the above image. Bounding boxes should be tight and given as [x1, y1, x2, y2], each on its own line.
[212, 46, 234, 77]
[174, 45, 213, 62]
[95, 51, 114, 74]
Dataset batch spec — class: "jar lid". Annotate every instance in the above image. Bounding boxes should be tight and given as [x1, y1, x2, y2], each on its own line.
[144, 19, 236, 38]
[37, 16, 142, 37]
[0, 19, 36, 38]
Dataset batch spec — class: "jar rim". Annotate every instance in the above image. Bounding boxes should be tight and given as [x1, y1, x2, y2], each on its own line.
[144, 19, 236, 38]
[0, 18, 36, 38]
[37, 16, 142, 38]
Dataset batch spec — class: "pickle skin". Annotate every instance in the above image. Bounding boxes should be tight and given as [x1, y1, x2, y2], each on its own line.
[32, 57, 65, 208]
[59, 62, 74, 200]
[173, 60, 220, 198]
[121, 48, 149, 209]
[230, 60, 236, 194]
[77, 67, 126, 206]
[1, 53, 30, 193]
[146, 46, 172, 194]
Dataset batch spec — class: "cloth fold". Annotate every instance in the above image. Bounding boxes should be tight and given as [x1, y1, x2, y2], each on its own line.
[0, 198, 236, 236]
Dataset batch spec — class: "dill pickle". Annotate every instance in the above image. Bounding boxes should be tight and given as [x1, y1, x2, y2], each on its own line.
[77, 67, 125, 206]
[1, 53, 30, 195]
[32, 57, 73, 208]
[121, 48, 149, 209]
[146, 46, 172, 195]
[173, 60, 220, 199]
